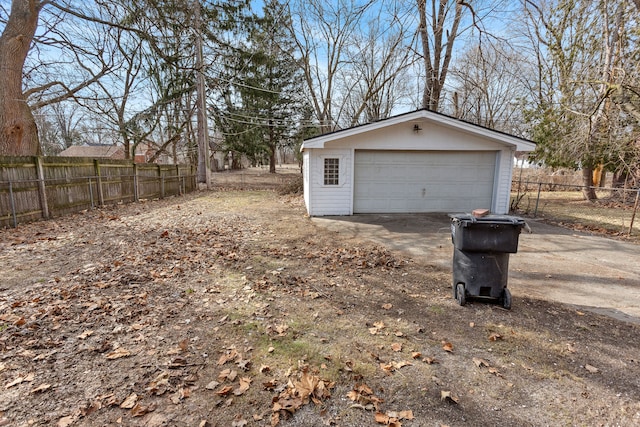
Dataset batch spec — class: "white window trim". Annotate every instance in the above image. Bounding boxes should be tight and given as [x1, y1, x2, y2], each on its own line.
[317, 154, 347, 188]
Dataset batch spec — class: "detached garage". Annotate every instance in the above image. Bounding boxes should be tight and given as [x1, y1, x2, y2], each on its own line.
[301, 109, 535, 216]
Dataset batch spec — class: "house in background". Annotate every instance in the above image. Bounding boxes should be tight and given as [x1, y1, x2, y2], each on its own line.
[59, 144, 125, 160]
[301, 109, 536, 216]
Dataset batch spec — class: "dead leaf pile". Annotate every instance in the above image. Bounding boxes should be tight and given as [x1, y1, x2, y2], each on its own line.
[307, 246, 404, 271]
[271, 369, 334, 426]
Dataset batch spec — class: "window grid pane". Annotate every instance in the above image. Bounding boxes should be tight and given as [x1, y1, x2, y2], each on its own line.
[324, 158, 339, 185]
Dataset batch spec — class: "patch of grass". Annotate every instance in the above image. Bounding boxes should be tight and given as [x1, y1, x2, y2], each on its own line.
[428, 304, 445, 315]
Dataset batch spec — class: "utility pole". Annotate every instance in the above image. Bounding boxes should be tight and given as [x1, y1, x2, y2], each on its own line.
[194, 0, 211, 187]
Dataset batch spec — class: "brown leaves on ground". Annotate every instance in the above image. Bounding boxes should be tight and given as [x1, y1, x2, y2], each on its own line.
[347, 383, 412, 426]
[271, 369, 334, 426]
[346, 383, 383, 411]
[2, 190, 640, 426]
[440, 390, 460, 404]
[473, 357, 503, 377]
[375, 410, 415, 426]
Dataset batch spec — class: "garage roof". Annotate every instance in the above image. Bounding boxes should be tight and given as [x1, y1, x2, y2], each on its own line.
[302, 109, 536, 152]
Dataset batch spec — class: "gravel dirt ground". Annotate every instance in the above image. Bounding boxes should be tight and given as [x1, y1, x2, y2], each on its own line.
[1, 187, 640, 427]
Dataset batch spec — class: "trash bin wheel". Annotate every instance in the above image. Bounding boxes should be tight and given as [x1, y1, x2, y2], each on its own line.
[455, 283, 466, 306]
[502, 288, 512, 310]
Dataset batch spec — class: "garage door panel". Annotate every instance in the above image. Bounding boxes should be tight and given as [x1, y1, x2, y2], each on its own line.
[354, 151, 496, 213]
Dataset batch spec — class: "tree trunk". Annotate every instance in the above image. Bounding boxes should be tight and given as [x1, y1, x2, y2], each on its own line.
[582, 167, 597, 201]
[268, 119, 276, 173]
[417, 0, 463, 112]
[0, 0, 41, 156]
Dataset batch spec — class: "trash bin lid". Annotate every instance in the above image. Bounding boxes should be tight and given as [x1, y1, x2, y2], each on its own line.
[448, 213, 525, 226]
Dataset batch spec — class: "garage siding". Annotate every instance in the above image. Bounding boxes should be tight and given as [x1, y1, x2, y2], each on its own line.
[353, 151, 496, 213]
[307, 148, 352, 216]
[493, 149, 516, 214]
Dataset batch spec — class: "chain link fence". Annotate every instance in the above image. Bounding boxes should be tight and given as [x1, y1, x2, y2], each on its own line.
[512, 176, 640, 237]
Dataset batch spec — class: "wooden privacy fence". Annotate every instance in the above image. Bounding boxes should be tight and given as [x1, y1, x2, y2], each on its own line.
[0, 156, 197, 228]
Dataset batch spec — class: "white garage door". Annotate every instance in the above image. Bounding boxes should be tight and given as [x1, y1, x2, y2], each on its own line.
[353, 150, 496, 213]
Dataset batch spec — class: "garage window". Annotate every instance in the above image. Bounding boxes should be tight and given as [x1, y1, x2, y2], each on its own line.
[324, 158, 340, 185]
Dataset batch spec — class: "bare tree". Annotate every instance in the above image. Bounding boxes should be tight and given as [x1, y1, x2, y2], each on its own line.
[288, 0, 376, 133]
[521, 0, 635, 200]
[449, 44, 529, 135]
[416, 0, 465, 111]
[0, 0, 45, 155]
[342, 2, 417, 126]
[0, 1, 114, 156]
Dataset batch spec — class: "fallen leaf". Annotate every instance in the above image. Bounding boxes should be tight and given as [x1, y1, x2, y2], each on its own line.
[397, 410, 414, 420]
[422, 357, 438, 364]
[5, 373, 34, 388]
[440, 390, 459, 404]
[585, 364, 599, 373]
[131, 402, 156, 417]
[382, 303, 393, 310]
[206, 380, 220, 390]
[380, 363, 395, 374]
[233, 377, 252, 396]
[442, 342, 453, 353]
[30, 383, 51, 394]
[392, 360, 413, 370]
[120, 393, 138, 409]
[77, 330, 94, 340]
[217, 349, 239, 366]
[411, 352, 421, 359]
[374, 412, 391, 424]
[218, 369, 238, 382]
[391, 343, 402, 352]
[147, 371, 170, 396]
[488, 367, 503, 377]
[488, 333, 503, 342]
[263, 379, 278, 390]
[106, 348, 131, 359]
[215, 385, 234, 396]
[473, 357, 490, 368]
[168, 356, 187, 368]
[170, 387, 190, 404]
[78, 400, 102, 417]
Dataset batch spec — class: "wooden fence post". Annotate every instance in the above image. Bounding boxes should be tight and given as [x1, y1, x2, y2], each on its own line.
[8, 179, 17, 227]
[157, 164, 164, 198]
[176, 165, 181, 195]
[34, 157, 50, 219]
[133, 163, 139, 202]
[94, 159, 104, 206]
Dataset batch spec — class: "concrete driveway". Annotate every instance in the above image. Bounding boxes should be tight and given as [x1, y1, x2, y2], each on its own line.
[312, 214, 640, 324]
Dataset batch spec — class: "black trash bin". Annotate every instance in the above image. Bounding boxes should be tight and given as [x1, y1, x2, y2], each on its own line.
[449, 214, 526, 309]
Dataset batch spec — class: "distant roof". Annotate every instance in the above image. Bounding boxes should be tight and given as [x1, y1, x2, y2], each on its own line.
[59, 145, 125, 159]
